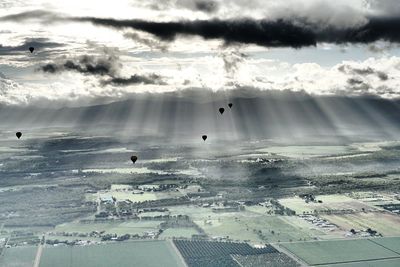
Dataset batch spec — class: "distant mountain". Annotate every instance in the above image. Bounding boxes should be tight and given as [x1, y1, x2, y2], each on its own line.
[1, 89, 400, 141]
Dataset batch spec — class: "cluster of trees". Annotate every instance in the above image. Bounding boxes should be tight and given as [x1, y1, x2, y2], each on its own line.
[131, 196, 191, 208]
[270, 200, 296, 216]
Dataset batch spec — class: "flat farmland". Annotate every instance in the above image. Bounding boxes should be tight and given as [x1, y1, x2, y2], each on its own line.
[371, 237, 400, 253]
[195, 216, 263, 243]
[281, 239, 400, 266]
[279, 216, 334, 240]
[89, 187, 183, 204]
[169, 205, 320, 243]
[238, 216, 317, 242]
[321, 212, 400, 236]
[322, 258, 400, 267]
[55, 220, 162, 236]
[279, 195, 376, 214]
[39, 240, 185, 267]
[0, 246, 37, 267]
[160, 228, 200, 239]
[197, 215, 317, 243]
[170, 205, 265, 242]
[257, 145, 350, 158]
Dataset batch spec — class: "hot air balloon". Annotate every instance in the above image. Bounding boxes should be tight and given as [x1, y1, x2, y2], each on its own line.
[130, 155, 138, 164]
[16, 132, 22, 139]
[219, 108, 225, 114]
[29, 47, 34, 53]
[202, 135, 207, 141]
[228, 103, 233, 108]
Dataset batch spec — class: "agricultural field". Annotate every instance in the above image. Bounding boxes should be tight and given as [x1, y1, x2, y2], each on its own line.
[196, 216, 263, 243]
[166, 207, 248, 242]
[88, 183, 183, 203]
[371, 237, 400, 254]
[321, 212, 400, 236]
[82, 167, 169, 175]
[244, 205, 275, 215]
[1, 129, 400, 266]
[279, 194, 377, 214]
[160, 228, 200, 239]
[257, 145, 351, 159]
[281, 238, 400, 266]
[55, 220, 162, 236]
[250, 216, 320, 242]
[173, 240, 281, 267]
[322, 258, 400, 267]
[96, 191, 158, 203]
[278, 216, 334, 240]
[232, 254, 299, 267]
[169, 205, 322, 243]
[39, 240, 185, 267]
[0, 246, 37, 267]
[348, 191, 400, 209]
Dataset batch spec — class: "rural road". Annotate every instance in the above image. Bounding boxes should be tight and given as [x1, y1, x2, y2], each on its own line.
[33, 235, 45, 267]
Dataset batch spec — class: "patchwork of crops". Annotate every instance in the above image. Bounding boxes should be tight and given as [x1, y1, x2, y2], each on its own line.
[232, 253, 299, 267]
[39, 240, 184, 267]
[0, 246, 37, 267]
[282, 239, 400, 266]
[173, 240, 279, 267]
[370, 237, 400, 254]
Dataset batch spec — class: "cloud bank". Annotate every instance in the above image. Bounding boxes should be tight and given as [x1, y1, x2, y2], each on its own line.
[4, 9, 400, 48]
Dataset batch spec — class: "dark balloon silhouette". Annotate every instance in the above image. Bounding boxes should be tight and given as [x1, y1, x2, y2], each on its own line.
[16, 132, 22, 139]
[131, 155, 138, 163]
[219, 108, 225, 114]
[29, 47, 34, 53]
[202, 135, 207, 141]
[228, 103, 233, 108]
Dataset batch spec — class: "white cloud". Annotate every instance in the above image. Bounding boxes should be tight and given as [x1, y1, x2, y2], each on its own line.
[2, 54, 400, 107]
[1, 0, 400, 106]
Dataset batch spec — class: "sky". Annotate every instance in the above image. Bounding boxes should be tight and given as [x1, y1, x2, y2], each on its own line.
[1, 0, 400, 107]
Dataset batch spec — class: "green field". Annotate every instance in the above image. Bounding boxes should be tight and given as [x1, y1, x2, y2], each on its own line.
[279, 194, 374, 214]
[322, 258, 400, 267]
[160, 228, 199, 239]
[56, 221, 162, 235]
[371, 237, 400, 254]
[39, 240, 185, 267]
[322, 212, 400, 236]
[0, 246, 37, 267]
[197, 215, 317, 243]
[281, 239, 400, 265]
[258, 145, 350, 158]
[169, 205, 319, 243]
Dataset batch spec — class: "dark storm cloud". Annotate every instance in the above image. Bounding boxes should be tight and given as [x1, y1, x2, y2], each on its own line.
[103, 74, 166, 86]
[71, 16, 400, 48]
[0, 38, 64, 55]
[338, 64, 389, 81]
[39, 53, 167, 86]
[40, 55, 116, 76]
[325, 16, 400, 44]
[74, 17, 316, 48]
[5, 10, 400, 48]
